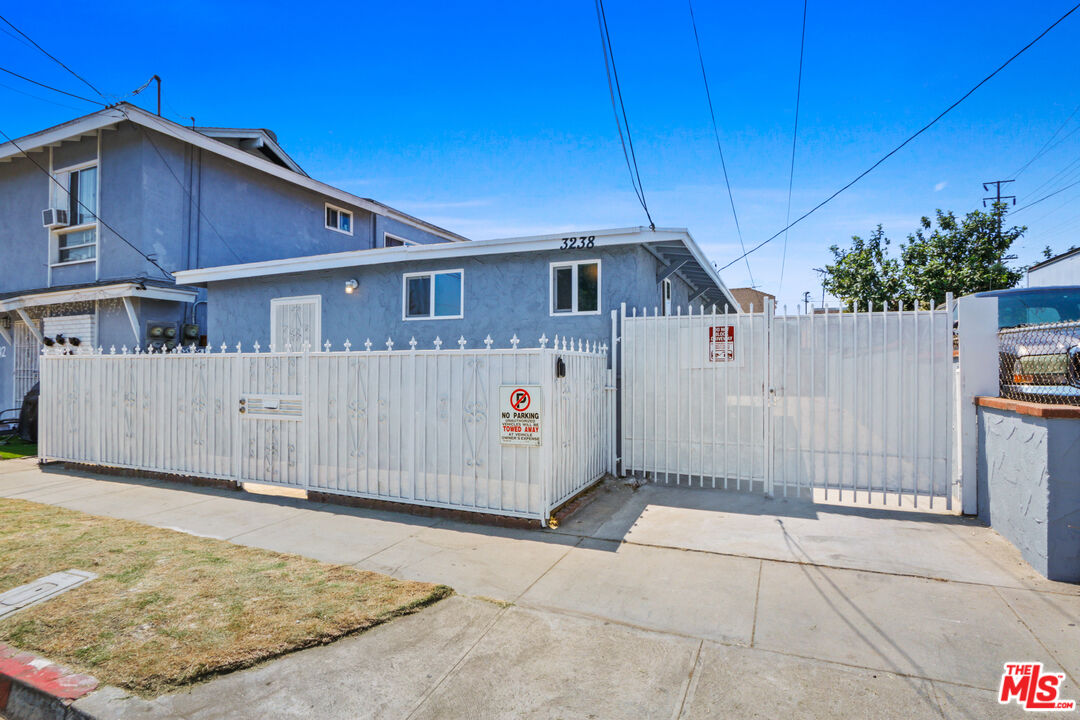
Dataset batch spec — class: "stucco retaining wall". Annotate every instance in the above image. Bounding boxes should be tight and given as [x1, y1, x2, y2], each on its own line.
[977, 403, 1080, 582]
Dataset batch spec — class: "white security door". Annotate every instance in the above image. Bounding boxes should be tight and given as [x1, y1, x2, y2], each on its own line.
[12, 322, 40, 408]
[270, 296, 321, 351]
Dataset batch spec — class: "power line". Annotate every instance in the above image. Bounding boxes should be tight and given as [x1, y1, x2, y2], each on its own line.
[0, 127, 174, 280]
[1018, 151, 1080, 202]
[719, 1, 1080, 272]
[0, 13, 106, 100]
[0, 65, 106, 106]
[1012, 101, 1080, 177]
[686, 0, 753, 286]
[778, 0, 809, 295]
[593, 0, 654, 230]
[1013, 176, 1080, 213]
[0, 79, 89, 112]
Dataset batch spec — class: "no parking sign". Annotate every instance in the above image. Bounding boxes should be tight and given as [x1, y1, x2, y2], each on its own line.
[499, 385, 542, 446]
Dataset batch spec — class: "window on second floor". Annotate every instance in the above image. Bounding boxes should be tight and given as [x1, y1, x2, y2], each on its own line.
[384, 233, 414, 248]
[52, 164, 98, 265]
[325, 203, 353, 235]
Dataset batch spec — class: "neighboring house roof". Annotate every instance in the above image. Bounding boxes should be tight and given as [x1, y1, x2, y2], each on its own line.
[1028, 246, 1080, 273]
[193, 126, 305, 175]
[728, 287, 775, 313]
[0, 103, 468, 244]
[174, 227, 742, 311]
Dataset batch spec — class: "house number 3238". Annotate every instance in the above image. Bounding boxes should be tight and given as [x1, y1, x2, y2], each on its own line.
[560, 235, 595, 249]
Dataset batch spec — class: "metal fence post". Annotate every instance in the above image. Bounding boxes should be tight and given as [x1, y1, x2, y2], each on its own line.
[957, 294, 998, 515]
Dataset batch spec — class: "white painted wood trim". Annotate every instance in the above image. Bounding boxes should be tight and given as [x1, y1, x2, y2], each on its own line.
[0, 283, 196, 312]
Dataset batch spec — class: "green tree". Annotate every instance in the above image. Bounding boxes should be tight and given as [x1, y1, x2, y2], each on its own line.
[899, 202, 1024, 305]
[821, 203, 1025, 309]
[821, 225, 904, 311]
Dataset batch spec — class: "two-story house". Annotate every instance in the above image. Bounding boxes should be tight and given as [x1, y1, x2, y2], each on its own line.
[0, 103, 465, 410]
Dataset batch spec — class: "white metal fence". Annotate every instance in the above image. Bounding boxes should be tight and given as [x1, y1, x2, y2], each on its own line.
[39, 335, 614, 524]
[619, 298, 957, 509]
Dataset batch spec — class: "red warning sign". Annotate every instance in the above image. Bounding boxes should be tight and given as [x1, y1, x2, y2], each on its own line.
[708, 325, 735, 362]
[509, 388, 531, 412]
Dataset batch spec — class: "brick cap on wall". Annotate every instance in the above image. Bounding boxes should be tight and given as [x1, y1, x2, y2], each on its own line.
[976, 396, 1080, 419]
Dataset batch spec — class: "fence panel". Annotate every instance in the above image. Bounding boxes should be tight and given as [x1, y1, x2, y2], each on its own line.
[39, 340, 613, 524]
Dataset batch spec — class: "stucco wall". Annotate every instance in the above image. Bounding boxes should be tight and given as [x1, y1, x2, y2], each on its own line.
[203, 245, 703, 350]
[0, 152, 50, 295]
[977, 406, 1080, 582]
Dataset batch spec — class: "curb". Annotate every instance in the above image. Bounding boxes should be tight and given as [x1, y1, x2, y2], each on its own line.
[0, 643, 99, 720]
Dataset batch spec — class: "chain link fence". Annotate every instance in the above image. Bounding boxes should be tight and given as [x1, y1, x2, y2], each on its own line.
[998, 321, 1080, 405]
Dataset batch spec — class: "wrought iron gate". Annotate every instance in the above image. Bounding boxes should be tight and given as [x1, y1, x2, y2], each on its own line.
[618, 298, 957, 509]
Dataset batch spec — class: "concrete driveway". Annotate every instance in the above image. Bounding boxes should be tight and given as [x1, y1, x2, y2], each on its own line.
[0, 459, 1077, 719]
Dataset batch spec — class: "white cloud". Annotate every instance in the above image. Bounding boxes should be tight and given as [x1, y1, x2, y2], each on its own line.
[934, 181, 947, 192]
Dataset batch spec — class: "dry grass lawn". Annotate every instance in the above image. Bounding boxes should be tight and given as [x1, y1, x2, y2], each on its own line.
[0, 497, 450, 695]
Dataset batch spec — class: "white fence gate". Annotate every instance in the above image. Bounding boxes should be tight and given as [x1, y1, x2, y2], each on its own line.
[619, 298, 957, 509]
[39, 337, 614, 525]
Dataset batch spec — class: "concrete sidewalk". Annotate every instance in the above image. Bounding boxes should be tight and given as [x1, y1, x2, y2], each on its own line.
[0, 459, 1077, 719]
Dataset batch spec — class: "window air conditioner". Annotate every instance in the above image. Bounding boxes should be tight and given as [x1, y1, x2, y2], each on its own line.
[42, 208, 69, 228]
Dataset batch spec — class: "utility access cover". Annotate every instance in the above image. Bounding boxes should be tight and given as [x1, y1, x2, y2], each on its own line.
[0, 570, 97, 619]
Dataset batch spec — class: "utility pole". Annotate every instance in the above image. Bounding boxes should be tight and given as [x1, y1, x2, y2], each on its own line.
[803, 291, 811, 315]
[982, 180, 1015, 207]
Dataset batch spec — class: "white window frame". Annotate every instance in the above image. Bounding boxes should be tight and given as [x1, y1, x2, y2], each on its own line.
[661, 278, 672, 316]
[50, 159, 99, 268]
[324, 203, 354, 236]
[401, 269, 464, 321]
[270, 294, 322, 349]
[384, 232, 416, 247]
[549, 259, 602, 317]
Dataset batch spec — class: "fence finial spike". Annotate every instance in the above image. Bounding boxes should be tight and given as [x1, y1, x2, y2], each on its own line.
[344, 338, 352, 352]
[284, 342, 291, 352]
[253, 340, 261, 353]
[483, 334, 493, 349]
[109, 345, 116, 355]
[324, 339, 332, 352]
[302, 341, 311, 353]
[510, 333, 520, 349]
[409, 336, 418, 350]
[386, 337, 394, 350]
[457, 335, 467, 350]
[538, 333, 548, 349]
[134, 345, 141, 355]
[364, 338, 372, 351]
[433, 336, 442, 350]
[236, 342, 242, 353]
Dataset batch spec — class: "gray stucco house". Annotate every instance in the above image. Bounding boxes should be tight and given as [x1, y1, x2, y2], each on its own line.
[0, 103, 464, 410]
[173, 227, 740, 352]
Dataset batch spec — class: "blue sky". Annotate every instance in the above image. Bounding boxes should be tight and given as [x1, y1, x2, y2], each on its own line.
[3, 1, 1079, 309]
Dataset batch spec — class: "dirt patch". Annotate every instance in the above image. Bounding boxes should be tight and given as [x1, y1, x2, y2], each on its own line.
[0, 497, 450, 695]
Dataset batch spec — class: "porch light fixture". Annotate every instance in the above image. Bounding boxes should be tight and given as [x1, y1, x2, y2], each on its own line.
[0, 316, 9, 330]
[344, 279, 359, 294]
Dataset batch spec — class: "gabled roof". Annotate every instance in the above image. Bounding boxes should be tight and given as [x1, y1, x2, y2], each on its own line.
[0, 103, 467, 243]
[193, 126, 304, 175]
[174, 227, 742, 311]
